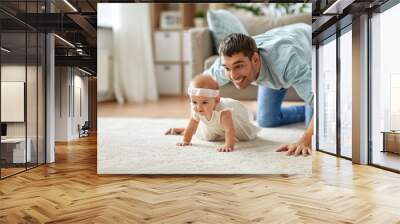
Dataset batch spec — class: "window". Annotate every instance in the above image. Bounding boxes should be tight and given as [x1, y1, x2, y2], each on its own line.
[370, 2, 400, 171]
[339, 28, 352, 158]
[97, 4, 119, 28]
[317, 36, 337, 154]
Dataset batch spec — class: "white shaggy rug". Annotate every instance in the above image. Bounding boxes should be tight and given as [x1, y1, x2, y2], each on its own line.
[98, 118, 311, 175]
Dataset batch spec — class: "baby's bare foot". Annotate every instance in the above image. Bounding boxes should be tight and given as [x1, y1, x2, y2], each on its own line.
[217, 145, 234, 152]
[176, 142, 191, 146]
[165, 128, 185, 135]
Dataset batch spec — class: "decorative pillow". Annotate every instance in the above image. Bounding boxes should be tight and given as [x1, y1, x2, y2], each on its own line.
[207, 9, 249, 51]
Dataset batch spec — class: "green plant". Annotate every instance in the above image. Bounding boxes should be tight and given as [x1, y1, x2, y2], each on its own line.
[270, 3, 309, 15]
[225, 3, 310, 16]
[226, 3, 264, 16]
[194, 11, 205, 18]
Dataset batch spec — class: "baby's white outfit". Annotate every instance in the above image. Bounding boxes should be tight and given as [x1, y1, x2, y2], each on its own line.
[192, 98, 260, 141]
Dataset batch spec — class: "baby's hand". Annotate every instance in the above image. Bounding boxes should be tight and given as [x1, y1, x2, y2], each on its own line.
[176, 142, 191, 146]
[217, 145, 234, 152]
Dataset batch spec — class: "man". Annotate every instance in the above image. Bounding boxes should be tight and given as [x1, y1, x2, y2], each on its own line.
[168, 23, 313, 156]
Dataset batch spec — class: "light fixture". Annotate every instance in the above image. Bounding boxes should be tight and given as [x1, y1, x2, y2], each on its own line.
[76, 48, 87, 56]
[54, 34, 75, 48]
[1, 47, 11, 53]
[63, 0, 78, 12]
[78, 67, 92, 76]
[322, 0, 354, 15]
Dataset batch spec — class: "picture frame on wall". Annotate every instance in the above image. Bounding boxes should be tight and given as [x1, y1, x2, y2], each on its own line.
[160, 11, 181, 29]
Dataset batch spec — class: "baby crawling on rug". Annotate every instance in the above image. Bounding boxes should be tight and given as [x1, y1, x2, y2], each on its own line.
[166, 74, 260, 152]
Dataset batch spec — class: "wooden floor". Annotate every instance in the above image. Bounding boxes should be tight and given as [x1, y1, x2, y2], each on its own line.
[372, 151, 400, 171]
[1, 167, 26, 178]
[0, 97, 399, 223]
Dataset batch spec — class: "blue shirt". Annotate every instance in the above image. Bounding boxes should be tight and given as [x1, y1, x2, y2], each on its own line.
[205, 23, 313, 107]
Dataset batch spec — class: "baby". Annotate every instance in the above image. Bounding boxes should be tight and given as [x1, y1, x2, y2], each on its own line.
[172, 74, 260, 152]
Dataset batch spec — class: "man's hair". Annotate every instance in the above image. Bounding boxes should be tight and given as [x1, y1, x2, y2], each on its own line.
[218, 33, 258, 59]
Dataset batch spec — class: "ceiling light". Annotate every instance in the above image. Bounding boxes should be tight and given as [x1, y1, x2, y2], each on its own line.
[1, 47, 11, 53]
[54, 34, 75, 48]
[323, 0, 354, 15]
[63, 0, 78, 12]
[78, 67, 92, 76]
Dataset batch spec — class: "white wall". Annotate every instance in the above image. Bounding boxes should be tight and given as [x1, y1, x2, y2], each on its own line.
[1, 65, 40, 137]
[1, 64, 46, 164]
[1, 66, 26, 131]
[71, 74, 89, 138]
[55, 66, 68, 141]
[55, 67, 89, 141]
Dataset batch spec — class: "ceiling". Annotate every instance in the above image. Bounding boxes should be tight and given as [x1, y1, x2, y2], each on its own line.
[0, 0, 99, 74]
[311, 0, 391, 44]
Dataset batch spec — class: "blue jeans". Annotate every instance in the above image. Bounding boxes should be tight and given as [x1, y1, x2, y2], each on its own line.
[257, 86, 313, 127]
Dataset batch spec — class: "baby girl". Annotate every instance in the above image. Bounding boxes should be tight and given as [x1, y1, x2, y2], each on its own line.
[167, 74, 260, 152]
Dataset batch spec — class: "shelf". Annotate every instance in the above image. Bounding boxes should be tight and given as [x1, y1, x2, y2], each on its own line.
[150, 3, 196, 31]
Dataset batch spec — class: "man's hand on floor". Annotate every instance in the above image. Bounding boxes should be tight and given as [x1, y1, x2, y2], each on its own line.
[164, 127, 185, 135]
[276, 115, 314, 157]
[275, 143, 312, 156]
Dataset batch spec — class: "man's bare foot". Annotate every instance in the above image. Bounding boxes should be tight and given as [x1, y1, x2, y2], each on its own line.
[165, 128, 185, 135]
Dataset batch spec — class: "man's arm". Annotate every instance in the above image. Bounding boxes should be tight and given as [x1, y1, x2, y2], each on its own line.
[276, 115, 314, 156]
[276, 50, 314, 156]
[203, 57, 231, 86]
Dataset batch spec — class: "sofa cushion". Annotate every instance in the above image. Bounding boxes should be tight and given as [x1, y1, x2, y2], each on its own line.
[207, 9, 249, 51]
[236, 13, 311, 36]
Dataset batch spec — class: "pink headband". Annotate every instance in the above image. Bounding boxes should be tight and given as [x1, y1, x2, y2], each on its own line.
[187, 87, 220, 97]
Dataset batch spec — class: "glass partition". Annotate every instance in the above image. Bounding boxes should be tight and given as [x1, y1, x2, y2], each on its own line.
[0, 2, 46, 179]
[317, 36, 337, 154]
[1, 30, 28, 177]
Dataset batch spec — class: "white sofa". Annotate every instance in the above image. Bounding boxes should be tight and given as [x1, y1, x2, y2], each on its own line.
[188, 12, 312, 101]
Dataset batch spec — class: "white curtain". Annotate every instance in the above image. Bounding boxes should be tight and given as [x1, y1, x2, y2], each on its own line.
[112, 4, 158, 103]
